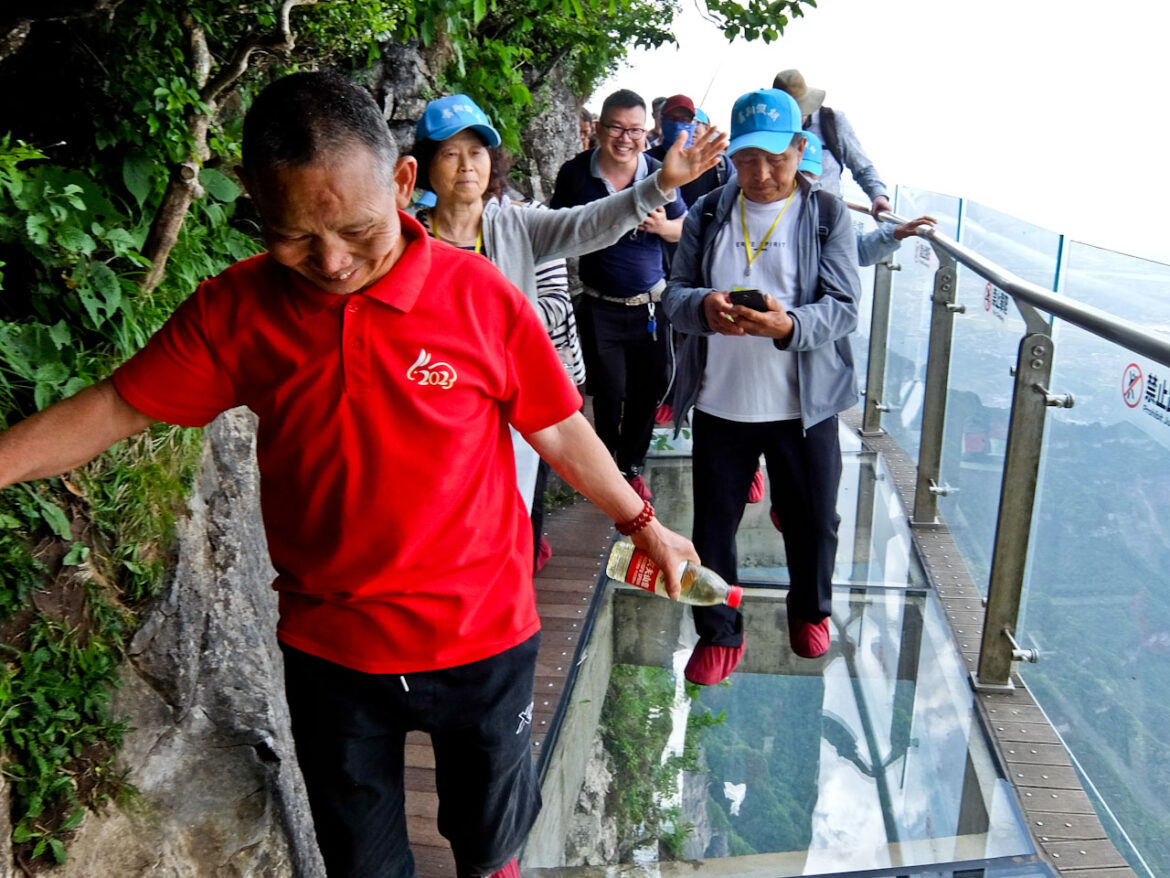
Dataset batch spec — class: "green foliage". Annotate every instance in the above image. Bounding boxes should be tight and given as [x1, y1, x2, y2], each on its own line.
[0, 492, 47, 620]
[0, 618, 128, 861]
[693, 674, 824, 853]
[79, 423, 203, 606]
[598, 664, 724, 859]
[434, 0, 682, 152]
[704, 0, 815, 43]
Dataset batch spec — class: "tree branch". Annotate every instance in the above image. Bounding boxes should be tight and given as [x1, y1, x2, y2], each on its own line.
[201, 0, 317, 106]
[140, 2, 316, 295]
[692, 0, 721, 26]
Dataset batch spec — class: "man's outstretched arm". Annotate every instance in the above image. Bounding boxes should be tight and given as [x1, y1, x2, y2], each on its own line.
[524, 411, 699, 599]
[0, 378, 157, 489]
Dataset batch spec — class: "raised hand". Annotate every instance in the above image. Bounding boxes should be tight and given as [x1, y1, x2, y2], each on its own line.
[658, 124, 731, 191]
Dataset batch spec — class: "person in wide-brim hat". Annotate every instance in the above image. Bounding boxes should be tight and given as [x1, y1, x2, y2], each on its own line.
[773, 68, 826, 118]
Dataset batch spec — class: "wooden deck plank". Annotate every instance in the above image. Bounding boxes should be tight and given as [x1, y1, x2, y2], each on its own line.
[1039, 840, 1131, 870]
[1027, 810, 1121, 840]
[1005, 762, 1083, 790]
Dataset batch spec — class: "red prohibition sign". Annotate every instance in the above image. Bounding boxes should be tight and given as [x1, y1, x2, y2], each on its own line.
[1122, 363, 1143, 408]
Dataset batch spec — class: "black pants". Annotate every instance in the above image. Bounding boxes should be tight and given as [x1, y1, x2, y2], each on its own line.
[690, 411, 842, 646]
[282, 634, 542, 878]
[577, 296, 668, 473]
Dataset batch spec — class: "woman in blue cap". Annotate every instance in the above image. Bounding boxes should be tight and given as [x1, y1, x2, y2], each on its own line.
[411, 93, 724, 311]
[411, 94, 727, 570]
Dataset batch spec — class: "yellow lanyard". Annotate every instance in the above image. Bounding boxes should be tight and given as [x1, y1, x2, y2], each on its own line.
[740, 188, 796, 277]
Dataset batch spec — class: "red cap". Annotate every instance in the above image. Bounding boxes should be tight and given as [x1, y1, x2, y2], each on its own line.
[661, 94, 696, 119]
[726, 585, 744, 608]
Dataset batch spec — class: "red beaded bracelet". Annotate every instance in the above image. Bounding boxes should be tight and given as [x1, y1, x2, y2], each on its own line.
[615, 499, 655, 536]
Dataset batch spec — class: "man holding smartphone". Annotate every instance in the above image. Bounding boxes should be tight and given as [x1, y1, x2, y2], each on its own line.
[662, 88, 861, 685]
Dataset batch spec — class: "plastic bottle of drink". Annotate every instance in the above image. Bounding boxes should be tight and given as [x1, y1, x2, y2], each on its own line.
[606, 541, 743, 608]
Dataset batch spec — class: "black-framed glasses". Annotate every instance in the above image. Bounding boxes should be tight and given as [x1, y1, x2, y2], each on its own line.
[601, 123, 646, 141]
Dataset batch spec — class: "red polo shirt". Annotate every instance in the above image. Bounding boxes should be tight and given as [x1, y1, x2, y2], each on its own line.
[112, 212, 582, 673]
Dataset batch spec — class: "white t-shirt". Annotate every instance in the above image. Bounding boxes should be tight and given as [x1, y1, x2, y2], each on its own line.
[696, 191, 803, 422]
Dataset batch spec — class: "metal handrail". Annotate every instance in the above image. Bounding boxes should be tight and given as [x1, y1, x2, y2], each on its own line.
[844, 200, 1170, 368]
[841, 194, 1170, 690]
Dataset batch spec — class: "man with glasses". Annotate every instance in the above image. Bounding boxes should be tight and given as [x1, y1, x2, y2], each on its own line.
[552, 89, 686, 501]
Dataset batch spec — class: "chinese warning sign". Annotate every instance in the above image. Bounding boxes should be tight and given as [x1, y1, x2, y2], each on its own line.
[985, 281, 1010, 322]
[1128, 361, 1170, 428]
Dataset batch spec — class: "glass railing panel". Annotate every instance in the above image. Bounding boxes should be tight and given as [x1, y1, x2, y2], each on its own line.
[936, 202, 1062, 594]
[883, 187, 962, 459]
[1060, 240, 1170, 325]
[523, 586, 1038, 875]
[1014, 244, 1170, 878]
[841, 175, 877, 384]
[850, 209, 878, 384]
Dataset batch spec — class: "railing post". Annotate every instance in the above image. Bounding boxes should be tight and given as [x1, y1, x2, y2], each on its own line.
[973, 331, 1063, 689]
[861, 261, 895, 436]
[912, 248, 960, 525]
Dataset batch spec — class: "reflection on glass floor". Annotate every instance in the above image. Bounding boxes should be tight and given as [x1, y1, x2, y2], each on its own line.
[645, 429, 926, 589]
[523, 427, 1048, 877]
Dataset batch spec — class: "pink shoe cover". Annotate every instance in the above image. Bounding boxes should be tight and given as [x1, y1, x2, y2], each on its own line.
[684, 639, 745, 685]
[786, 593, 830, 658]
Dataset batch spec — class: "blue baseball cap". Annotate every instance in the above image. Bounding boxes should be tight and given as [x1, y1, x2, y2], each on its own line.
[694, 108, 710, 125]
[798, 130, 822, 175]
[728, 88, 803, 157]
[416, 94, 501, 148]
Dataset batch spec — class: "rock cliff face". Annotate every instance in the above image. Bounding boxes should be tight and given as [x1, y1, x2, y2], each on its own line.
[1, 46, 584, 877]
[562, 735, 619, 865]
[44, 409, 325, 877]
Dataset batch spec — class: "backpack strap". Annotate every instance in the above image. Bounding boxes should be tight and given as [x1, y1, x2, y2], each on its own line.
[817, 106, 845, 168]
[695, 185, 724, 244]
[819, 186, 847, 254]
[714, 153, 730, 187]
[814, 188, 838, 248]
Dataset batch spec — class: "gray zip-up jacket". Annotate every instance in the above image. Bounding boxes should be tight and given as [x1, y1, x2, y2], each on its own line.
[662, 173, 860, 432]
[473, 171, 676, 305]
[807, 107, 887, 202]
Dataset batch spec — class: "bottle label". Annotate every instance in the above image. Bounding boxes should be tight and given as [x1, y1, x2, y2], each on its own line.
[620, 548, 660, 592]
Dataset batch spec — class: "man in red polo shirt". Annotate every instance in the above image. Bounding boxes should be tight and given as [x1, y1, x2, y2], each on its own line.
[0, 72, 696, 878]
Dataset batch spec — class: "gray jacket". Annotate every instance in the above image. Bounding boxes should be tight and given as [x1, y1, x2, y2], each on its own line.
[807, 107, 887, 203]
[662, 174, 860, 432]
[857, 222, 899, 267]
[474, 172, 675, 304]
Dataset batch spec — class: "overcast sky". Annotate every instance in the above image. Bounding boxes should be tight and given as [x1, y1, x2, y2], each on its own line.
[591, 0, 1170, 265]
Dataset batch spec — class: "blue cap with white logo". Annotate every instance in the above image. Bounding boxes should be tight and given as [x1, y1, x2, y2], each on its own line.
[694, 108, 710, 125]
[798, 130, 823, 176]
[728, 88, 803, 157]
[416, 94, 502, 148]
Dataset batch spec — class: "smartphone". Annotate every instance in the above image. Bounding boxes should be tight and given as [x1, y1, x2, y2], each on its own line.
[729, 289, 768, 312]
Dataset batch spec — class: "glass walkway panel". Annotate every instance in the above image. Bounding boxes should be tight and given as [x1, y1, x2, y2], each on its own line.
[522, 433, 1051, 877]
